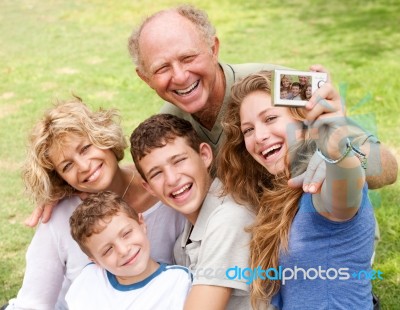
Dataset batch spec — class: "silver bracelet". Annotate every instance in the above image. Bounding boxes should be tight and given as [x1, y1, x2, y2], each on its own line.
[316, 138, 352, 165]
[361, 133, 380, 145]
[317, 138, 367, 169]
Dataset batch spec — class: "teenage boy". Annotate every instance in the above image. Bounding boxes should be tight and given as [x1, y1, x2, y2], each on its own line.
[130, 114, 255, 310]
[66, 191, 191, 309]
[290, 82, 302, 100]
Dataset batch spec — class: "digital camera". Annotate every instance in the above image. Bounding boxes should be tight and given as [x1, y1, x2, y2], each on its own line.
[272, 69, 328, 107]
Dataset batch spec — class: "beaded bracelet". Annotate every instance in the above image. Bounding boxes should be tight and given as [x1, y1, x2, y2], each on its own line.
[316, 138, 367, 169]
[350, 143, 368, 169]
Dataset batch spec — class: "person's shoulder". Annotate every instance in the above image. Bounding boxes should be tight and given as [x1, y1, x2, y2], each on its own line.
[165, 264, 190, 275]
[165, 264, 189, 271]
[208, 179, 255, 220]
[144, 200, 175, 216]
[69, 263, 99, 288]
[57, 195, 81, 208]
[77, 262, 100, 277]
[66, 263, 102, 305]
[163, 265, 192, 285]
[40, 195, 81, 227]
[220, 194, 255, 219]
[207, 195, 255, 228]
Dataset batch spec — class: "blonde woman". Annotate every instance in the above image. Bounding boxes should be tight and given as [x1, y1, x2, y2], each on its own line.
[6, 98, 185, 310]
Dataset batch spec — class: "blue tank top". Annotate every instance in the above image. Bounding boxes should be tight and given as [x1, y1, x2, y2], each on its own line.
[272, 184, 375, 309]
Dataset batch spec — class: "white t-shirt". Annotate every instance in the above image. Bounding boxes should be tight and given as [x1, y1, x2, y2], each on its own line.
[7, 197, 185, 310]
[66, 263, 191, 310]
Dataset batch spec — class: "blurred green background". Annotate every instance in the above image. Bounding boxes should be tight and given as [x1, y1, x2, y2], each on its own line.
[1, 0, 399, 308]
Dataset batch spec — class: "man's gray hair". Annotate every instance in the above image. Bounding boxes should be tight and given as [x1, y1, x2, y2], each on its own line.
[128, 5, 216, 73]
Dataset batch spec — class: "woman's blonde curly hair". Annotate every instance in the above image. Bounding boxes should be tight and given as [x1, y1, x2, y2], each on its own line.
[22, 97, 127, 205]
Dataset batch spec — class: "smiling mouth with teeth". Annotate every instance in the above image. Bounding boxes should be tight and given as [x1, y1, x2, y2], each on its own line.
[84, 166, 101, 183]
[171, 184, 192, 198]
[261, 144, 282, 159]
[174, 80, 199, 96]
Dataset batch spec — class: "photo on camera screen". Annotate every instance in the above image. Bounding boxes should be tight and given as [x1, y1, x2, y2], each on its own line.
[272, 69, 328, 107]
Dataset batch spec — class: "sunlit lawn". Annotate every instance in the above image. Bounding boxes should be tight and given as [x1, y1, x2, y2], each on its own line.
[0, 0, 398, 308]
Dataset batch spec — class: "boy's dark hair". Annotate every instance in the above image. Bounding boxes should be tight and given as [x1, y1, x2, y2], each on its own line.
[291, 82, 301, 88]
[130, 114, 203, 180]
[69, 191, 139, 257]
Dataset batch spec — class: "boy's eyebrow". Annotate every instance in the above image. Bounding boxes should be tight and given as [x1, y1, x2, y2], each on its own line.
[97, 241, 112, 253]
[91, 235, 113, 254]
[94, 223, 131, 253]
[145, 166, 158, 177]
[145, 152, 187, 176]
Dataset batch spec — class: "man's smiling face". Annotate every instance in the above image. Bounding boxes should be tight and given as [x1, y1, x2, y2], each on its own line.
[136, 12, 220, 115]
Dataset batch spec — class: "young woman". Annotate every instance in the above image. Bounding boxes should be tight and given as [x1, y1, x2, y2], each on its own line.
[218, 71, 376, 309]
[301, 84, 312, 100]
[6, 98, 185, 310]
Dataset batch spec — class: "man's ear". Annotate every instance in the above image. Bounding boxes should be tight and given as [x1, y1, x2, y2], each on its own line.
[199, 143, 213, 169]
[136, 67, 150, 85]
[142, 180, 156, 196]
[211, 36, 220, 58]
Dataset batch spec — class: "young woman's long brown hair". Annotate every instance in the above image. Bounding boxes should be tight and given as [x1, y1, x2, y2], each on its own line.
[217, 71, 314, 308]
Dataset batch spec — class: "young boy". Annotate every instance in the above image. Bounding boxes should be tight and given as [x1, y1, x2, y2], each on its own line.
[280, 88, 289, 99]
[66, 191, 191, 309]
[130, 114, 255, 310]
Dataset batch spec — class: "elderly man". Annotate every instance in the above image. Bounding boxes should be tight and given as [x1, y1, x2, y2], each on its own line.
[128, 4, 397, 189]
[128, 5, 289, 154]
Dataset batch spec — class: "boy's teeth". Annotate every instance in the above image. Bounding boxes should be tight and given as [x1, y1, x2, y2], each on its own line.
[172, 184, 190, 196]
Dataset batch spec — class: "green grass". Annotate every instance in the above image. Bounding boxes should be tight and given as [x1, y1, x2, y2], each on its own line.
[0, 0, 399, 307]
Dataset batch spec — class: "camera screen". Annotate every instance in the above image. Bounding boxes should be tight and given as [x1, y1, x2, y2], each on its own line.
[280, 74, 312, 101]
